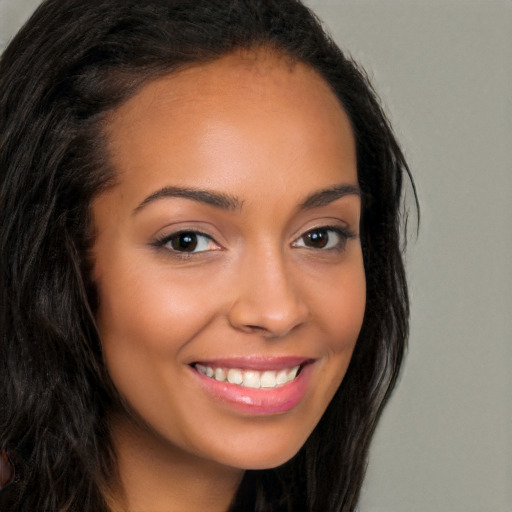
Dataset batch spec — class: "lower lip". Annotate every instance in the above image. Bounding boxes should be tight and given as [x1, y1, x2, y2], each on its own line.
[190, 363, 314, 415]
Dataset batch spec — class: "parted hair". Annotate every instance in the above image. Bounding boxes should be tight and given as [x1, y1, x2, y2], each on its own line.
[0, 1, 415, 510]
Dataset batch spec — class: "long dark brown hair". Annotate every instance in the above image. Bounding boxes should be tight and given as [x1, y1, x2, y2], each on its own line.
[0, 1, 416, 510]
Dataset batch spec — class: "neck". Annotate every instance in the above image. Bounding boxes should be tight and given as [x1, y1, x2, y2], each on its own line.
[108, 411, 244, 512]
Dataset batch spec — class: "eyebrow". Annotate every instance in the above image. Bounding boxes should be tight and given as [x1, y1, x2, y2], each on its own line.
[133, 186, 242, 214]
[133, 182, 360, 215]
[299, 183, 361, 210]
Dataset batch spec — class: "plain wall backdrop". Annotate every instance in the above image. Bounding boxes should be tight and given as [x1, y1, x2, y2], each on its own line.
[1, 1, 511, 511]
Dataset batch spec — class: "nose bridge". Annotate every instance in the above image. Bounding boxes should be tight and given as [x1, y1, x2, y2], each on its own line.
[228, 240, 308, 336]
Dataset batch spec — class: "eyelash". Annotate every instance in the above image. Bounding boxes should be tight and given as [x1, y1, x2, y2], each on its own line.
[292, 225, 356, 252]
[151, 230, 219, 258]
[151, 225, 356, 258]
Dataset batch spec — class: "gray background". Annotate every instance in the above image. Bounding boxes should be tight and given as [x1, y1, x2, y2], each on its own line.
[1, 1, 511, 511]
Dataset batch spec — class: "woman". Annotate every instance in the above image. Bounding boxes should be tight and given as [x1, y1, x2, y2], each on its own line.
[0, 1, 415, 511]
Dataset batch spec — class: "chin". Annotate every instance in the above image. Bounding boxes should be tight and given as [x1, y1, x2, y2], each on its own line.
[205, 427, 312, 471]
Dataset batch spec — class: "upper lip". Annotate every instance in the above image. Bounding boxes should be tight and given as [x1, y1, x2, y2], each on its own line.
[190, 356, 315, 371]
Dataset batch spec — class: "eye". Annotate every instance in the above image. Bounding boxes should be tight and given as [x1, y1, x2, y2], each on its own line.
[292, 226, 352, 251]
[154, 231, 219, 254]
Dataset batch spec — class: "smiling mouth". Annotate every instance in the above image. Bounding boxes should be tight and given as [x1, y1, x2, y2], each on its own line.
[192, 363, 305, 390]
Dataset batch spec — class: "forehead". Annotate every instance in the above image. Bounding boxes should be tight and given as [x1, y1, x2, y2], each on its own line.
[109, 49, 347, 128]
[102, 50, 357, 207]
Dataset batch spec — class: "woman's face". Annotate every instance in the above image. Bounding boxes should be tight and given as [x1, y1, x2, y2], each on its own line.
[92, 51, 365, 471]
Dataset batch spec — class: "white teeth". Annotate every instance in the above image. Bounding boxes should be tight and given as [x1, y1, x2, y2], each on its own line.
[195, 364, 301, 389]
[227, 368, 243, 385]
[260, 371, 277, 388]
[275, 369, 289, 385]
[243, 371, 261, 388]
[196, 363, 208, 375]
[287, 366, 299, 380]
[214, 368, 226, 382]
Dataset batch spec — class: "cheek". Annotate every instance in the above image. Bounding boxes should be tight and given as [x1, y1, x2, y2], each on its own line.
[313, 256, 366, 353]
[96, 256, 223, 357]
[94, 257, 227, 425]
[94, 259, 233, 425]
[319, 261, 366, 404]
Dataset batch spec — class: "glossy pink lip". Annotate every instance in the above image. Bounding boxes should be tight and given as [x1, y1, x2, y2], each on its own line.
[189, 358, 315, 415]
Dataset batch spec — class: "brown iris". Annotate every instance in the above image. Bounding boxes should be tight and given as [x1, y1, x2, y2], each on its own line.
[170, 232, 198, 252]
[303, 229, 330, 249]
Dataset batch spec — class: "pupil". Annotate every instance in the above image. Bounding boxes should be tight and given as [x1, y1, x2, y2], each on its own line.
[172, 232, 197, 251]
[307, 229, 328, 248]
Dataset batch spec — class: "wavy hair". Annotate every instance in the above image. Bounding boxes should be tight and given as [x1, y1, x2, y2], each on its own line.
[0, 1, 416, 510]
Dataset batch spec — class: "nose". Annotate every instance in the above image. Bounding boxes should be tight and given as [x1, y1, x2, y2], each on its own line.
[227, 248, 309, 338]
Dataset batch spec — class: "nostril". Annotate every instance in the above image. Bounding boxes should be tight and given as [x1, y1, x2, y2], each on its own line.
[246, 324, 266, 331]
